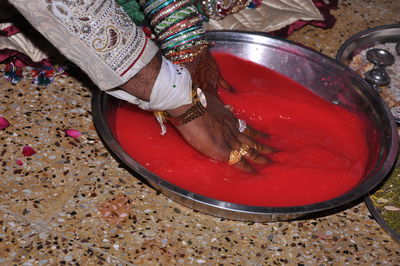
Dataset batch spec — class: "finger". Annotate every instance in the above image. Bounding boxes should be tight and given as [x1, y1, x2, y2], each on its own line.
[236, 119, 267, 139]
[242, 124, 269, 139]
[228, 148, 256, 172]
[236, 141, 270, 165]
[253, 142, 276, 154]
[245, 148, 270, 165]
[237, 133, 274, 155]
[233, 158, 256, 173]
[228, 142, 256, 172]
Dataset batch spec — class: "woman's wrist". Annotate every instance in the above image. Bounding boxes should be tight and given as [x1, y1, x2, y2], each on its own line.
[162, 87, 207, 126]
[167, 102, 194, 117]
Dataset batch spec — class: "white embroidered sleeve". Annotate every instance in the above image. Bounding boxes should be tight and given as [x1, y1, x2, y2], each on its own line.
[9, 0, 158, 90]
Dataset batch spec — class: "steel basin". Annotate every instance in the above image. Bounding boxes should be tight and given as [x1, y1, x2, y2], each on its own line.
[91, 31, 398, 222]
[336, 24, 400, 64]
[336, 24, 400, 243]
[336, 23, 400, 124]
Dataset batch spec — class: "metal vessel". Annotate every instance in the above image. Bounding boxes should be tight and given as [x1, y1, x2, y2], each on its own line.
[92, 31, 398, 222]
[336, 24, 400, 64]
[337, 24, 400, 242]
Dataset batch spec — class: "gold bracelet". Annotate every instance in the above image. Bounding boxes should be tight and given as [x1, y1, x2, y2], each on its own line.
[163, 100, 206, 126]
[159, 87, 207, 126]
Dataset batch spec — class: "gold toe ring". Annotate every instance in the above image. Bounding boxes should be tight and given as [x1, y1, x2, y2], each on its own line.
[239, 143, 250, 156]
[228, 150, 241, 165]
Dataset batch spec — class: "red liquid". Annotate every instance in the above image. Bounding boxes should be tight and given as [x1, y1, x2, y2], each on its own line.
[114, 53, 370, 207]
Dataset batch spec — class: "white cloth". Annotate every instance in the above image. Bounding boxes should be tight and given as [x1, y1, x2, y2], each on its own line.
[204, 0, 323, 32]
[0, 22, 51, 63]
[107, 56, 192, 111]
[142, 57, 192, 110]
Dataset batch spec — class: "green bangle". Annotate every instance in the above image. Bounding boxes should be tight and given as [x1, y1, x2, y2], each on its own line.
[162, 33, 204, 52]
[154, 6, 198, 34]
[161, 28, 204, 49]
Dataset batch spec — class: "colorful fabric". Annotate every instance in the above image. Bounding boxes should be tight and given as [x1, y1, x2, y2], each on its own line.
[115, 0, 147, 25]
[1, 62, 65, 86]
[0, 22, 53, 67]
[8, 0, 158, 90]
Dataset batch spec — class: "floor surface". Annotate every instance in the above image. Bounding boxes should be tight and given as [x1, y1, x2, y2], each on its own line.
[1, 0, 400, 265]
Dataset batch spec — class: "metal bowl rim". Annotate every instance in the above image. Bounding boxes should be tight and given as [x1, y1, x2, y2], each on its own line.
[91, 30, 399, 218]
[336, 23, 400, 62]
[364, 196, 400, 244]
[336, 24, 400, 238]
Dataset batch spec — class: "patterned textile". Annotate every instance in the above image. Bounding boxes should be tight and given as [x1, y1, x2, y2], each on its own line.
[9, 0, 158, 90]
[0, 23, 52, 66]
[204, 0, 324, 32]
[269, 0, 338, 38]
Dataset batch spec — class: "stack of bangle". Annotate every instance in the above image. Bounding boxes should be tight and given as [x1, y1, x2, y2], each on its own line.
[140, 0, 208, 64]
[166, 42, 208, 64]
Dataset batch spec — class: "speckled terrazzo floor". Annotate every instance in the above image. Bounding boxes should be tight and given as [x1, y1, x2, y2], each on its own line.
[1, 0, 400, 265]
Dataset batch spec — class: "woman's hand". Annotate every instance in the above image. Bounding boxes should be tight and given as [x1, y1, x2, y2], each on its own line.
[122, 51, 274, 172]
[167, 91, 274, 172]
[171, 48, 273, 172]
[182, 48, 230, 95]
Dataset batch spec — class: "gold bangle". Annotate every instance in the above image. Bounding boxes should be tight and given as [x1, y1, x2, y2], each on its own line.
[163, 100, 206, 126]
[160, 87, 207, 126]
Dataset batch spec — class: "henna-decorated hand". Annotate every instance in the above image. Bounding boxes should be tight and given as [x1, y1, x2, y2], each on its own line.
[122, 52, 274, 172]
[167, 48, 275, 172]
[167, 90, 274, 172]
[182, 48, 230, 95]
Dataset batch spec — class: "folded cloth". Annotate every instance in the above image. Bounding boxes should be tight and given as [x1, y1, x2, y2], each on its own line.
[269, 0, 338, 38]
[204, 0, 324, 33]
[0, 23, 52, 67]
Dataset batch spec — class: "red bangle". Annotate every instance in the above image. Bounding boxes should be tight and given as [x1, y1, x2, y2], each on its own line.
[166, 43, 208, 57]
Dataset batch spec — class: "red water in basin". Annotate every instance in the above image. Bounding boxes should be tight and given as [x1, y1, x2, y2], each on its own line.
[114, 53, 370, 207]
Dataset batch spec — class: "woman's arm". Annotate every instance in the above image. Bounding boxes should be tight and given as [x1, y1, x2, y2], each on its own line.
[9, 0, 272, 172]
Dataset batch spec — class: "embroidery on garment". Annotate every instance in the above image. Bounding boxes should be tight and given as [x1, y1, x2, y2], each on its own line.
[45, 0, 147, 75]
